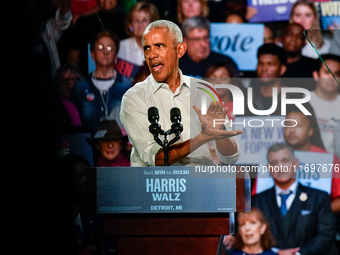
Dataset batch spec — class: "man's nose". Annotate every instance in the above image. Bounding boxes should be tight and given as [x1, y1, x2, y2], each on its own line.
[148, 48, 158, 59]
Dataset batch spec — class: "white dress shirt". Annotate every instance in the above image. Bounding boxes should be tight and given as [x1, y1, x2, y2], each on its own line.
[120, 70, 240, 166]
[275, 180, 298, 211]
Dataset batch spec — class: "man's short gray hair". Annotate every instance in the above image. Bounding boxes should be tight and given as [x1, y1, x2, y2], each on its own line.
[181, 17, 210, 38]
[266, 143, 296, 160]
[143, 20, 183, 46]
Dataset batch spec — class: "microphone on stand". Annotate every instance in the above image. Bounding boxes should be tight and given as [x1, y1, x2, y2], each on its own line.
[170, 107, 183, 136]
[148, 107, 164, 136]
[147, 106, 184, 166]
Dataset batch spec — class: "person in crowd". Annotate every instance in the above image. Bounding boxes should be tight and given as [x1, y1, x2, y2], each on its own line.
[330, 29, 340, 57]
[120, 20, 242, 167]
[204, 60, 241, 166]
[310, 54, 340, 153]
[179, 17, 238, 78]
[67, 0, 127, 75]
[243, 43, 287, 116]
[252, 143, 337, 255]
[70, 30, 131, 133]
[177, 0, 209, 26]
[117, 1, 159, 67]
[224, 0, 247, 23]
[283, 103, 340, 214]
[54, 153, 118, 255]
[204, 61, 241, 121]
[35, 0, 72, 88]
[55, 63, 83, 126]
[289, 0, 331, 59]
[71, 0, 99, 25]
[132, 62, 150, 86]
[227, 208, 277, 255]
[225, 13, 244, 24]
[263, 25, 275, 44]
[86, 119, 130, 167]
[282, 23, 317, 80]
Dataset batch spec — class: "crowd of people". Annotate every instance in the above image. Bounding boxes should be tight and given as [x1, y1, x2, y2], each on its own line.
[16, 0, 340, 254]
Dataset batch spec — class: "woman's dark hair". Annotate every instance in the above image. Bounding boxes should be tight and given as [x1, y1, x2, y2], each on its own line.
[286, 101, 325, 150]
[233, 207, 276, 251]
[204, 61, 239, 79]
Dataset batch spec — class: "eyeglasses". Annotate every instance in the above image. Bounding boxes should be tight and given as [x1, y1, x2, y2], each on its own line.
[186, 36, 210, 43]
[132, 19, 150, 26]
[96, 44, 115, 52]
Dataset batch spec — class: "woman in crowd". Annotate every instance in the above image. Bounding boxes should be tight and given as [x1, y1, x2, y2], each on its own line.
[55, 64, 83, 126]
[204, 61, 241, 121]
[117, 1, 159, 67]
[177, 0, 209, 25]
[69, 30, 131, 133]
[228, 208, 277, 255]
[289, 0, 331, 59]
[67, 0, 127, 75]
[86, 119, 130, 167]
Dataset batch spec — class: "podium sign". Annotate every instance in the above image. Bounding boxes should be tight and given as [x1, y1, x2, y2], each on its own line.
[96, 166, 246, 214]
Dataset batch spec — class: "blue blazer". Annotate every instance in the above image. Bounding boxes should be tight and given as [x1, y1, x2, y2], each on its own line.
[252, 183, 337, 255]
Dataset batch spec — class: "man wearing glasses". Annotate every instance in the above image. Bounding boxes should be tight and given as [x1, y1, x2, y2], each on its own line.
[179, 17, 238, 78]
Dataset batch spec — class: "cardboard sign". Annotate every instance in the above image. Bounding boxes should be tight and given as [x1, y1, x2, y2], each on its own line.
[233, 116, 285, 165]
[247, 0, 297, 23]
[256, 150, 333, 194]
[210, 23, 264, 71]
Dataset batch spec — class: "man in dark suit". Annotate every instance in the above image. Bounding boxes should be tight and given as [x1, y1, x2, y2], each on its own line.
[252, 143, 337, 255]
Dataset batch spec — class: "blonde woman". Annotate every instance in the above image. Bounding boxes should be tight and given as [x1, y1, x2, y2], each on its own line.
[289, 0, 331, 59]
[177, 0, 209, 25]
[117, 1, 159, 67]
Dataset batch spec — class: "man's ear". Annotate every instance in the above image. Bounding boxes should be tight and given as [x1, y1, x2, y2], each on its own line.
[177, 42, 187, 58]
[280, 64, 287, 76]
[312, 70, 319, 82]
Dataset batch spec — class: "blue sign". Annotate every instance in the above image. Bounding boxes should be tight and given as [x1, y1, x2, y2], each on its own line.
[314, 1, 340, 29]
[247, 0, 297, 23]
[210, 23, 264, 71]
[96, 167, 245, 214]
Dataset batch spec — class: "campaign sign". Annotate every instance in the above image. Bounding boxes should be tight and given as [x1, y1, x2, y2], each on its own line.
[247, 0, 297, 23]
[256, 150, 333, 194]
[233, 116, 285, 165]
[96, 167, 239, 214]
[210, 23, 264, 71]
[314, 1, 340, 29]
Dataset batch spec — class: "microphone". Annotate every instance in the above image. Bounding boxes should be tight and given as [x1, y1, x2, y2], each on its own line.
[148, 107, 163, 135]
[170, 107, 183, 135]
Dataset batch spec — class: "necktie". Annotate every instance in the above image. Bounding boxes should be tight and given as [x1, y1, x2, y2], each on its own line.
[279, 191, 292, 216]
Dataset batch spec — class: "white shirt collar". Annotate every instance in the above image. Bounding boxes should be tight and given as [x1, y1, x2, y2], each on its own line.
[149, 69, 190, 94]
[275, 180, 298, 196]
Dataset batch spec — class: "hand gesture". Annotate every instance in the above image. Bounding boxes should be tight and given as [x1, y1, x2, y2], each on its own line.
[193, 102, 242, 142]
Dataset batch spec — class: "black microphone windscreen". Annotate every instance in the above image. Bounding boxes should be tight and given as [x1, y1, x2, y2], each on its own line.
[170, 107, 181, 118]
[148, 107, 159, 123]
[170, 107, 181, 122]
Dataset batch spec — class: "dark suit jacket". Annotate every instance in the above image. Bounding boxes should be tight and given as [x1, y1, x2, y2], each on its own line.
[252, 183, 337, 255]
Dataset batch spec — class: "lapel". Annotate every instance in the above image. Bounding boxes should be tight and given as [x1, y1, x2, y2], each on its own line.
[283, 183, 304, 229]
[266, 187, 284, 240]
